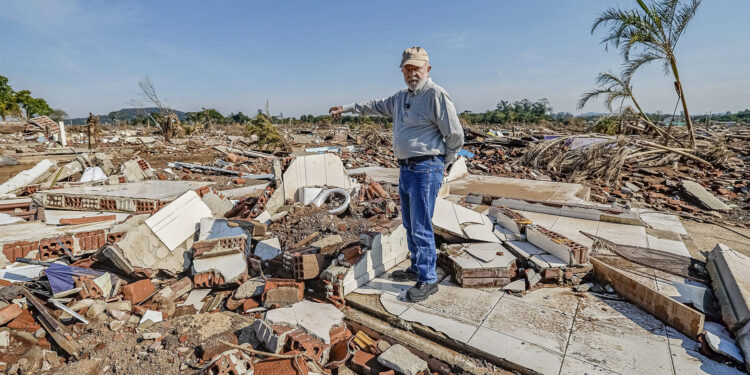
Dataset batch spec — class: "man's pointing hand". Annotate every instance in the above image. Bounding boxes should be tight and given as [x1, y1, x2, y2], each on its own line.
[329, 106, 343, 119]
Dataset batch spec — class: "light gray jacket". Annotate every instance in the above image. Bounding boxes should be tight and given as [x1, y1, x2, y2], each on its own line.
[342, 78, 464, 163]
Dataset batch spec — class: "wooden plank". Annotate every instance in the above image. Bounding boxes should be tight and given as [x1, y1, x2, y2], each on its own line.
[591, 257, 705, 339]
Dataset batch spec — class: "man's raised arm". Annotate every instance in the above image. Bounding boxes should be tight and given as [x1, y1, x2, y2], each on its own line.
[329, 95, 396, 119]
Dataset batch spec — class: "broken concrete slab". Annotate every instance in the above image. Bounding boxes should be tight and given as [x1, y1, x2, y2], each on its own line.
[113, 215, 192, 273]
[682, 180, 731, 211]
[201, 191, 233, 217]
[449, 174, 590, 204]
[705, 330, 744, 364]
[432, 198, 498, 242]
[145, 190, 212, 251]
[377, 344, 428, 375]
[706, 243, 750, 372]
[34, 180, 211, 213]
[120, 156, 154, 182]
[0, 159, 57, 197]
[441, 243, 516, 287]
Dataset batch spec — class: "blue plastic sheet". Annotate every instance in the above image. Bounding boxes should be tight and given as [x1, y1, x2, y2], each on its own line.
[45, 263, 104, 295]
[457, 149, 475, 158]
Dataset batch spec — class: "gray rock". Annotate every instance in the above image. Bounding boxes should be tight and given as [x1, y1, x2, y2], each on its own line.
[624, 181, 641, 193]
[235, 277, 265, 299]
[0, 155, 19, 167]
[377, 344, 428, 375]
[681, 180, 731, 211]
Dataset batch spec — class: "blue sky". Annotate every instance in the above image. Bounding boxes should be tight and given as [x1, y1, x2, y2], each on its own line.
[1, 0, 748, 118]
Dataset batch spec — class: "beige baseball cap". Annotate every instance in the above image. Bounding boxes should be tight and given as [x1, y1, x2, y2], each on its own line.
[400, 46, 429, 68]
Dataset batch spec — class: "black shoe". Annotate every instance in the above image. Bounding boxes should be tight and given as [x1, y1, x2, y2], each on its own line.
[406, 281, 439, 302]
[391, 269, 418, 282]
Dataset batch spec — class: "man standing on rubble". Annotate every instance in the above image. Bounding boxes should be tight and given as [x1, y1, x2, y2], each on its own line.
[329, 46, 464, 302]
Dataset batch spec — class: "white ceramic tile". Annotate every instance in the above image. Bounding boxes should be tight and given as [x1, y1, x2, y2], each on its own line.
[549, 216, 600, 247]
[595, 221, 648, 248]
[481, 296, 573, 354]
[559, 356, 620, 375]
[639, 211, 688, 235]
[400, 303, 479, 343]
[468, 326, 564, 375]
[565, 319, 673, 375]
[416, 279, 501, 326]
[646, 235, 691, 257]
[518, 210, 560, 228]
[379, 292, 413, 316]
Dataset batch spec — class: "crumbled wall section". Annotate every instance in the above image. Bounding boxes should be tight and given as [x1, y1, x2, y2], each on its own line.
[526, 224, 590, 266]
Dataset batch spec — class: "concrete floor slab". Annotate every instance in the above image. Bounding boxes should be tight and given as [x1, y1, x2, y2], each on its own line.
[518, 210, 560, 228]
[669, 344, 745, 375]
[565, 318, 673, 375]
[639, 211, 688, 235]
[379, 292, 413, 316]
[559, 356, 619, 375]
[467, 326, 564, 375]
[38, 180, 211, 200]
[549, 217, 600, 248]
[482, 296, 573, 354]
[595, 221, 648, 248]
[400, 303, 479, 344]
[646, 235, 691, 257]
[503, 288, 580, 316]
[416, 279, 500, 326]
[448, 175, 589, 204]
[359, 276, 413, 297]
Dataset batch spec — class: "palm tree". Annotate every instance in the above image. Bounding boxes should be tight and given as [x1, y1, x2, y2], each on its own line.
[592, 0, 701, 148]
[578, 71, 681, 144]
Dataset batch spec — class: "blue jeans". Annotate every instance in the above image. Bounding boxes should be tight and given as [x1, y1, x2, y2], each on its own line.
[398, 156, 444, 284]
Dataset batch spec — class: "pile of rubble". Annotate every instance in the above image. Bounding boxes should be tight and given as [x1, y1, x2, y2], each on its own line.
[0, 118, 749, 374]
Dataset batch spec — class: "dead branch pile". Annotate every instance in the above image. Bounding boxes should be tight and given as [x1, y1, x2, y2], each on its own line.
[357, 121, 390, 148]
[519, 134, 719, 184]
[244, 113, 291, 152]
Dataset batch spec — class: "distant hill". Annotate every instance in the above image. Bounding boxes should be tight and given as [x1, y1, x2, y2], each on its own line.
[68, 107, 187, 125]
[578, 112, 608, 118]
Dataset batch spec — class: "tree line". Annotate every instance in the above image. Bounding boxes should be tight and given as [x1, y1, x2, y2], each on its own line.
[0, 75, 66, 122]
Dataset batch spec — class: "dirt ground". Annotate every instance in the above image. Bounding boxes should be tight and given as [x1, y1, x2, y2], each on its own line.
[682, 219, 750, 255]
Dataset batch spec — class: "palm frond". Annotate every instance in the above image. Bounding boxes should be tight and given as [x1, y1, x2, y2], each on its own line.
[623, 52, 663, 77]
[671, 0, 701, 46]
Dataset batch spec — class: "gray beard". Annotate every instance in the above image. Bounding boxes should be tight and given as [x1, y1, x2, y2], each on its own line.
[407, 76, 428, 92]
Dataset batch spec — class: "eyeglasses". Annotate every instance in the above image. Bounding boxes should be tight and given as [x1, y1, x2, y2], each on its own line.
[401, 65, 424, 74]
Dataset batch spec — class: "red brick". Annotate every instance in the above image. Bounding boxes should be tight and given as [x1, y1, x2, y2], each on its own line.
[60, 215, 116, 225]
[253, 358, 306, 375]
[242, 298, 260, 312]
[233, 178, 246, 185]
[7, 308, 34, 329]
[122, 279, 155, 303]
[0, 304, 22, 325]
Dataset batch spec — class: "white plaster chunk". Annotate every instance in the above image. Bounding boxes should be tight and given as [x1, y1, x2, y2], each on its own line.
[264, 300, 344, 344]
[192, 252, 247, 282]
